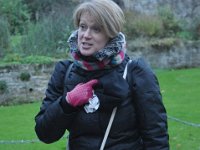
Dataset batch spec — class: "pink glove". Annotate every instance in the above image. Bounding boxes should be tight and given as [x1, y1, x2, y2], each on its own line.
[66, 79, 98, 107]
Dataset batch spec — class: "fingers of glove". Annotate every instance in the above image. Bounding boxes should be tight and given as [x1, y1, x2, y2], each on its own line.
[71, 79, 98, 94]
[72, 87, 92, 100]
[77, 79, 98, 99]
[66, 79, 98, 107]
[84, 79, 98, 87]
[66, 86, 93, 106]
[66, 91, 92, 107]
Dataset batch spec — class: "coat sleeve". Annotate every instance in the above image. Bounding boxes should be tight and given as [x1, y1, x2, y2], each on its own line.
[34, 60, 78, 144]
[129, 58, 169, 150]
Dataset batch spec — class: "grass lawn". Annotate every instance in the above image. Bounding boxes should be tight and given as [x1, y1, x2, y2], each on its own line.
[0, 67, 200, 150]
[0, 102, 67, 150]
[156, 68, 200, 150]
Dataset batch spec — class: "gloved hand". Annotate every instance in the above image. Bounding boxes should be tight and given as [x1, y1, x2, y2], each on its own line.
[66, 79, 98, 107]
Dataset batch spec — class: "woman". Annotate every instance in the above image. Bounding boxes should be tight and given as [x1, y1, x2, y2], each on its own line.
[35, 0, 169, 149]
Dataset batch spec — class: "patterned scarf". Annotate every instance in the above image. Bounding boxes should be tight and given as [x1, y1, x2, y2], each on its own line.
[67, 30, 126, 71]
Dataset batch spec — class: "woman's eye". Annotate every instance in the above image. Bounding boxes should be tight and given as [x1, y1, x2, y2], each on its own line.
[93, 27, 101, 33]
[79, 24, 87, 31]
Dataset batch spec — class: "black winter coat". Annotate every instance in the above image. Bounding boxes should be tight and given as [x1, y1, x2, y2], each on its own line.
[35, 56, 169, 150]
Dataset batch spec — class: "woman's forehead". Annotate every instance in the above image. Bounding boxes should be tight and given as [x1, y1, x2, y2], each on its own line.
[80, 12, 102, 26]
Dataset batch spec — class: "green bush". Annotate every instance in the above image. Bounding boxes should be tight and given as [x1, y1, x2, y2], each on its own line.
[24, 0, 78, 22]
[2, 53, 22, 62]
[19, 72, 31, 81]
[0, 0, 30, 34]
[123, 11, 136, 38]
[21, 55, 53, 64]
[176, 31, 194, 40]
[193, 17, 200, 40]
[0, 18, 10, 57]
[0, 80, 8, 94]
[123, 7, 198, 40]
[158, 5, 181, 37]
[134, 15, 163, 37]
[19, 13, 71, 57]
[0, 54, 54, 65]
[124, 11, 164, 39]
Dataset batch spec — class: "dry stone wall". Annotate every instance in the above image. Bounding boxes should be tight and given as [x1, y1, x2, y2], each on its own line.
[0, 63, 55, 105]
[0, 42, 200, 105]
[127, 40, 200, 68]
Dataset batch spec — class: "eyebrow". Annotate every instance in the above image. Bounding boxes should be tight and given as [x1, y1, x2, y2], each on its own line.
[79, 21, 101, 28]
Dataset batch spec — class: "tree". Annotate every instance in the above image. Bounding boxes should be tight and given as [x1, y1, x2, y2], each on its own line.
[0, 0, 30, 34]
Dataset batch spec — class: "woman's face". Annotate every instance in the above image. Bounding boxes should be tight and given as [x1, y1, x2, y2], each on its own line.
[78, 12, 109, 56]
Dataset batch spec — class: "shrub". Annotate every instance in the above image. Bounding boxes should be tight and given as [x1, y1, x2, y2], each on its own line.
[191, 21, 200, 40]
[2, 53, 22, 62]
[0, 80, 8, 94]
[21, 55, 53, 64]
[19, 13, 71, 58]
[133, 14, 163, 37]
[176, 31, 194, 40]
[124, 6, 196, 40]
[123, 11, 137, 38]
[0, 0, 30, 34]
[196, 24, 200, 40]
[24, 0, 78, 22]
[124, 11, 164, 39]
[19, 72, 31, 81]
[0, 18, 10, 57]
[1, 54, 54, 65]
[158, 5, 181, 37]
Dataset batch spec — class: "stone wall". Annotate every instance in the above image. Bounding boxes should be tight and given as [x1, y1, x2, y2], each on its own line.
[0, 40, 200, 105]
[127, 40, 200, 68]
[0, 63, 55, 105]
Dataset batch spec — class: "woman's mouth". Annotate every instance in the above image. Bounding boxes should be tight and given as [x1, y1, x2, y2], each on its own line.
[82, 42, 92, 49]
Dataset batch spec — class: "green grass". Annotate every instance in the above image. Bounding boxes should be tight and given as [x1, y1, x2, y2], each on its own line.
[156, 68, 200, 150]
[0, 102, 67, 150]
[0, 68, 200, 149]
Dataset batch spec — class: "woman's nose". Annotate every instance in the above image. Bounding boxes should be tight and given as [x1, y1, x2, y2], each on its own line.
[83, 29, 92, 39]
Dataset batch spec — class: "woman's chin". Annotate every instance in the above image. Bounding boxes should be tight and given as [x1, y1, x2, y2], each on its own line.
[80, 49, 94, 56]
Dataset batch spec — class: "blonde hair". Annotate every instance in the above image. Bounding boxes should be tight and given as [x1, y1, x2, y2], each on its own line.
[73, 0, 125, 38]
